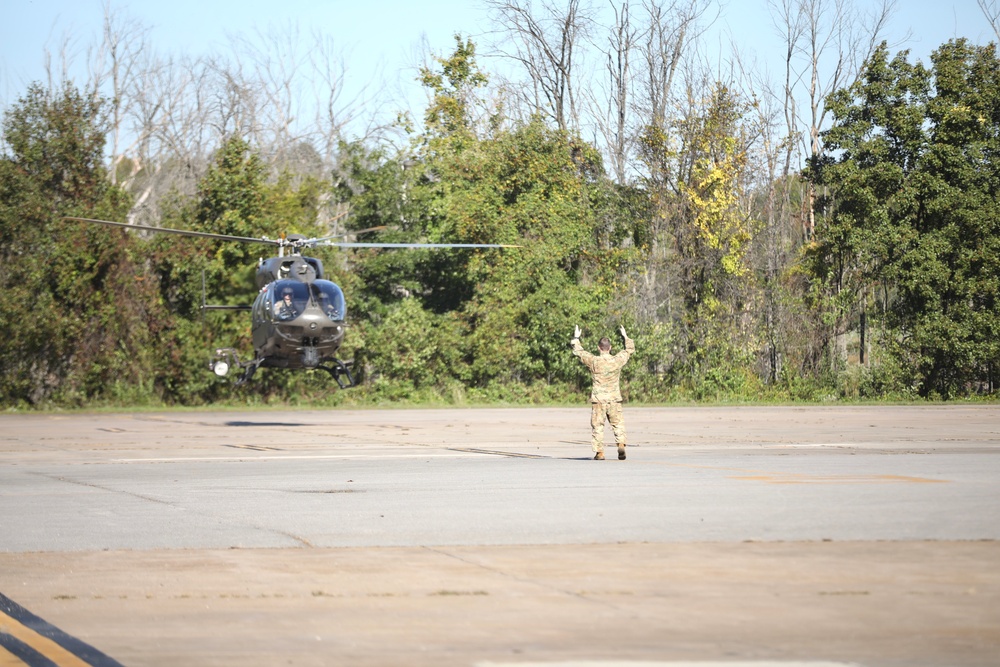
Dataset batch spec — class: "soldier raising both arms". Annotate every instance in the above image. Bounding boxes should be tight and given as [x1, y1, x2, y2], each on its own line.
[570, 324, 635, 460]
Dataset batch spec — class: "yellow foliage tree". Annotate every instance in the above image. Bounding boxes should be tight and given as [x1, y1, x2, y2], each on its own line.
[679, 90, 754, 278]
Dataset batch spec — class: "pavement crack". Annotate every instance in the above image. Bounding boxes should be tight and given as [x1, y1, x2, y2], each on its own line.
[446, 447, 550, 459]
[27, 471, 315, 548]
[29, 471, 175, 506]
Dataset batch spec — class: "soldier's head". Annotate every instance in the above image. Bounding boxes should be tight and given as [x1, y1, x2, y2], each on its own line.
[598, 337, 612, 352]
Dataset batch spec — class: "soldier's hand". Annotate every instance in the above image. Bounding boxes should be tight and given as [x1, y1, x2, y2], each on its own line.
[573, 324, 581, 339]
[619, 325, 627, 338]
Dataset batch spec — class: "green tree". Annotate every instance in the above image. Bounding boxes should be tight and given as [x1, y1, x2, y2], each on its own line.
[417, 40, 638, 391]
[148, 136, 308, 402]
[337, 39, 638, 397]
[448, 120, 616, 388]
[336, 39, 496, 322]
[420, 35, 490, 143]
[811, 40, 1000, 397]
[0, 83, 154, 407]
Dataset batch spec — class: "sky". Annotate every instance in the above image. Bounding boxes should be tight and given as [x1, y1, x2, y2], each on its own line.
[0, 0, 995, 137]
[1, 0, 487, 113]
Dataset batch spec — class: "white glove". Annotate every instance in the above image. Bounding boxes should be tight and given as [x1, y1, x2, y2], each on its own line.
[619, 325, 627, 338]
[573, 325, 581, 339]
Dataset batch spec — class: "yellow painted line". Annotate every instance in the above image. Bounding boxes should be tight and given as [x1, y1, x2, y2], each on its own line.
[0, 608, 93, 667]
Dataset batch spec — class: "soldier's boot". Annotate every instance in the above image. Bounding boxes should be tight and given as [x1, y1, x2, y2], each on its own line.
[594, 451, 605, 460]
[617, 444, 626, 460]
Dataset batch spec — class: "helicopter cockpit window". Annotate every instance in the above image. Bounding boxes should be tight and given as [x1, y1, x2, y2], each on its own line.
[270, 281, 308, 321]
[312, 281, 345, 321]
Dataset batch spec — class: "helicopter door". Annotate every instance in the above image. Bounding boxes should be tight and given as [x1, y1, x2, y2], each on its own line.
[252, 289, 268, 328]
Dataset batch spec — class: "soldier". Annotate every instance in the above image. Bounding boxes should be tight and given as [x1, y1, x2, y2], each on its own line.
[274, 287, 298, 321]
[571, 324, 635, 460]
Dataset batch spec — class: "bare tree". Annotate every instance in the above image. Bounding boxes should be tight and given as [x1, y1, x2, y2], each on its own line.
[309, 32, 374, 162]
[637, 0, 710, 133]
[41, 30, 77, 95]
[732, 48, 804, 384]
[82, 1, 151, 186]
[592, 0, 637, 183]
[485, 0, 595, 131]
[16, 5, 380, 235]
[33, 5, 189, 223]
[775, 0, 896, 238]
[231, 26, 300, 163]
[129, 54, 221, 223]
[978, 0, 1000, 41]
[623, 0, 712, 331]
[626, 0, 713, 194]
[767, 0, 806, 181]
[759, 0, 897, 376]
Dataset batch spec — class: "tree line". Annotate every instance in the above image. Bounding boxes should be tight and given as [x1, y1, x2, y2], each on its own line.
[1, 1, 998, 408]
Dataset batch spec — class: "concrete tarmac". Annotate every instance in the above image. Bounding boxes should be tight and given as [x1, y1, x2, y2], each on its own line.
[1, 405, 998, 666]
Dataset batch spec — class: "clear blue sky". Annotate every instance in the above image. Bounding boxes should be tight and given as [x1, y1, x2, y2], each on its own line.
[0, 0, 994, 126]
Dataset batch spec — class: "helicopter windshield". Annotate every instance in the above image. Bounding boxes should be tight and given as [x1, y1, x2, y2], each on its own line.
[312, 281, 345, 321]
[270, 280, 309, 321]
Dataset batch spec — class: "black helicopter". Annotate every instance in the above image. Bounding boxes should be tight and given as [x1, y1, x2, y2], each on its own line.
[65, 216, 516, 388]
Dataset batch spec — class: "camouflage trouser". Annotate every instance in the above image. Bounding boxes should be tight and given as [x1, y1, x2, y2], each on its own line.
[590, 401, 626, 453]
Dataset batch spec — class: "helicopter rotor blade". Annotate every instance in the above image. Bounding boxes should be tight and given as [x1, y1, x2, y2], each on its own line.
[310, 241, 522, 249]
[307, 225, 388, 243]
[63, 217, 283, 246]
[65, 217, 520, 249]
[302, 220, 520, 249]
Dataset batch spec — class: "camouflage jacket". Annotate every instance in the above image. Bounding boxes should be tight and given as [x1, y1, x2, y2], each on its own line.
[571, 335, 635, 403]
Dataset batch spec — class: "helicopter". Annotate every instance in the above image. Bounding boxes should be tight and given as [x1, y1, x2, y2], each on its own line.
[65, 216, 517, 388]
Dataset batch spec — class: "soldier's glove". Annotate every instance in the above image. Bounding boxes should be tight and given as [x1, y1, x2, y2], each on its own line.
[573, 324, 581, 339]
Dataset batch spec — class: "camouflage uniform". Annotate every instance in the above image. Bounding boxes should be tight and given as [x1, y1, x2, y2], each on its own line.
[274, 300, 297, 321]
[571, 333, 635, 457]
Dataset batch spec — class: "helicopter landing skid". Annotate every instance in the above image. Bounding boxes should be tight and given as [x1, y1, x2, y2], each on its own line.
[234, 358, 263, 386]
[319, 358, 355, 389]
[211, 348, 354, 388]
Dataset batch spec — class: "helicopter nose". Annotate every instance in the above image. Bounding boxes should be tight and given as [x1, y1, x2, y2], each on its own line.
[300, 312, 324, 329]
[295, 311, 344, 338]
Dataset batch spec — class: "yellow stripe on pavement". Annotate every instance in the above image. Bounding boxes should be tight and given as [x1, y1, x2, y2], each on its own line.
[0, 609, 93, 667]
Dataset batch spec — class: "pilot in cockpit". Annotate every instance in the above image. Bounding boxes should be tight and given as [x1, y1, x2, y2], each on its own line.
[318, 292, 340, 320]
[274, 287, 298, 320]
